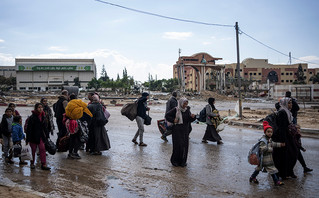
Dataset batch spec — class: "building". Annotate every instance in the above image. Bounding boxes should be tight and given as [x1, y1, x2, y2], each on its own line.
[224, 58, 318, 85]
[16, 58, 96, 91]
[0, 66, 16, 78]
[173, 52, 224, 92]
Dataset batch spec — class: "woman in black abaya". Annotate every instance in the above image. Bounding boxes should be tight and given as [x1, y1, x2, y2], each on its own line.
[165, 98, 196, 167]
[272, 97, 298, 179]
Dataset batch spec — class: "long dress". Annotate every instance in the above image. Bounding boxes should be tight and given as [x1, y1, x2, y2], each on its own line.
[202, 104, 222, 142]
[87, 102, 111, 153]
[272, 109, 298, 178]
[165, 107, 196, 167]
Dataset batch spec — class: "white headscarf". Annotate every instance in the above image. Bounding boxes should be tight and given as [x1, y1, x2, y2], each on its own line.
[176, 97, 188, 124]
[279, 97, 293, 124]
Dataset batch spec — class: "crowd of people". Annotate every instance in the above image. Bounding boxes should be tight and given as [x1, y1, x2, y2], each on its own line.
[0, 90, 313, 188]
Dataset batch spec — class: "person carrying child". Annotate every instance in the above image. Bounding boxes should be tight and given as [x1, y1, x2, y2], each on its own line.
[0, 108, 14, 164]
[12, 115, 28, 165]
[249, 121, 285, 186]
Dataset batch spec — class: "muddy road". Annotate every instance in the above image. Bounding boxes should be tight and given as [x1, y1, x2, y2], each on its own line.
[0, 101, 318, 198]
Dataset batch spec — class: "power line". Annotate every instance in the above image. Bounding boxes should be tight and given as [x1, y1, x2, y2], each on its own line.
[94, 0, 234, 27]
[240, 30, 319, 66]
[94, 0, 318, 66]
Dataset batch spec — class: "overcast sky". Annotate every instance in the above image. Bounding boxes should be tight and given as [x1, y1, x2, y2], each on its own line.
[0, 0, 318, 82]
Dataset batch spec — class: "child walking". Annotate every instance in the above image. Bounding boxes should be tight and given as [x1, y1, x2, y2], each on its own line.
[26, 103, 51, 170]
[0, 108, 14, 164]
[249, 121, 285, 186]
[12, 115, 28, 165]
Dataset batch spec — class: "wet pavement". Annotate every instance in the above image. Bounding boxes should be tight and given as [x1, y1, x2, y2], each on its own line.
[0, 102, 318, 198]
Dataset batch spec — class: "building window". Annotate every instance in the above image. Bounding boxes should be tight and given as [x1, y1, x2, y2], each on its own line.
[286, 73, 289, 75]
[290, 80, 293, 82]
[290, 73, 293, 75]
[244, 73, 248, 75]
[20, 87, 26, 90]
[286, 80, 289, 82]
[304, 69, 306, 72]
[310, 72, 313, 74]
[281, 73, 284, 75]
[259, 73, 261, 75]
[254, 73, 256, 75]
[281, 80, 284, 82]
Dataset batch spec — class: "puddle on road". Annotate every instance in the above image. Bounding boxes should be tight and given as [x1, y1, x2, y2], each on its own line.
[106, 175, 139, 198]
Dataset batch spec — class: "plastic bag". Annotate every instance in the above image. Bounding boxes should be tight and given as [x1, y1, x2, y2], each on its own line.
[20, 145, 32, 161]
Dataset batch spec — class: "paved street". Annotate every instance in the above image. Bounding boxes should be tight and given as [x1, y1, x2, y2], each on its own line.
[0, 104, 318, 197]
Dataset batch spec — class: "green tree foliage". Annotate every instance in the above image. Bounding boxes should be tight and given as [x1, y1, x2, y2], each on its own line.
[310, 73, 319, 84]
[99, 65, 109, 82]
[0, 76, 16, 91]
[88, 77, 101, 91]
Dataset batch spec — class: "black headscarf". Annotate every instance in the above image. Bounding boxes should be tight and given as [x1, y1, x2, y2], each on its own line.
[208, 97, 216, 110]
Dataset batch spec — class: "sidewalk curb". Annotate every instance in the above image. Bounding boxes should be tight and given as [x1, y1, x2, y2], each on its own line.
[228, 120, 319, 138]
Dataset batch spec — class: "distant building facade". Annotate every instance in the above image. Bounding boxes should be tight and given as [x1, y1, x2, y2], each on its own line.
[173, 52, 223, 92]
[225, 58, 319, 85]
[15, 58, 96, 91]
[173, 54, 319, 92]
[0, 66, 16, 78]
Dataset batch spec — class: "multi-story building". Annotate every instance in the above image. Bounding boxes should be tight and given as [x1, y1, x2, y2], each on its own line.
[173, 53, 319, 92]
[173, 52, 223, 92]
[15, 58, 96, 91]
[0, 66, 16, 78]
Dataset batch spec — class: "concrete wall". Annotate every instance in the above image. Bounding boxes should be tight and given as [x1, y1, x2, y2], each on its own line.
[273, 84, 319, 101]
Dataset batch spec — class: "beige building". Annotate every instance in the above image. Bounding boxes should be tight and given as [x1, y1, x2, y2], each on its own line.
[16, 58, 96, 91]
[0, 66, 16, 78]
[225, 58, 317, 85]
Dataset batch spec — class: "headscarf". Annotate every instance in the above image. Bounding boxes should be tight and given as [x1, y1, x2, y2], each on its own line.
[279, 97, 293, 124]
[92, 94, 100, 102]
[175, 97, 188, 124]
[208, 97, 216, 110]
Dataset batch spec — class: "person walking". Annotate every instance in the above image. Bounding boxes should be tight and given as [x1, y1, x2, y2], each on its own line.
[202, 98, 223, 144]
[272, 97, 299, 179]
[0, 108, 14, 164]
[132, 92, 150, 146]
[161, 91, 178, 142]
[11, 115, 28, 165]
[249, 121, 285, 186]
[285, 91, 300, 124]
[294, 124, 313, 173]
[165, 97, 196, 167]
[26, 103, 51, 170]
[87, 95, 110, 155]
[55, 90, 69, 147]
[40, 98, 55, 138]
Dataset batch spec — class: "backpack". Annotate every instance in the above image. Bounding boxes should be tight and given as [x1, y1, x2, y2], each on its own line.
[248, 138, 268, 166]
[121, 101, 138, 121]
[197, 107, 206, 122]
[264, 111, 278, 133]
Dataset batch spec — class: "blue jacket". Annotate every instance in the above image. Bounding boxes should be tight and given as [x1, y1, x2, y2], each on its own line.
[12, 122, 25, 143]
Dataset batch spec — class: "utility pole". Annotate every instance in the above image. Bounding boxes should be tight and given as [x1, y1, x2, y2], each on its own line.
[235, 22, 243, 119]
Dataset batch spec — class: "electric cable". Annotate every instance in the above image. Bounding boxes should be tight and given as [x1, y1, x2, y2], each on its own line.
[94, 0, 234, 27]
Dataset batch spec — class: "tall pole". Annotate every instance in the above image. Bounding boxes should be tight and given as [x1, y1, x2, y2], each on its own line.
[235, 22, 243, 119]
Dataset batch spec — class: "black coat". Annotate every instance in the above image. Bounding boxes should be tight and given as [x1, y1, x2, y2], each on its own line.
[272, 109, 298, 178]
[165, 107, 196, 166]
[0, 114, 12, 138]
[136, 96, 148, 119]
[26, 111, 48, 144]
[165, 96, 178, 114]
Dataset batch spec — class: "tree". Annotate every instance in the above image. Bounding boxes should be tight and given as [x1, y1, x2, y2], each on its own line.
[310, 73, 319, 84]
[88, 78, 101, 91]
[99, 65, 109, 82]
